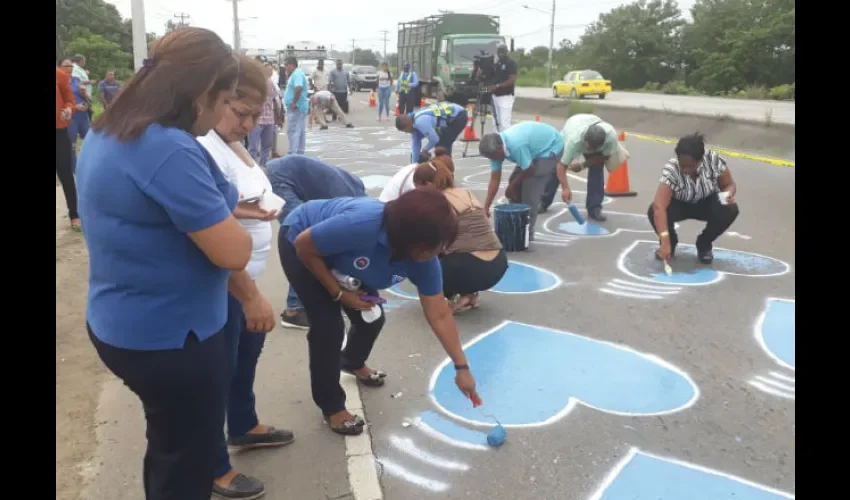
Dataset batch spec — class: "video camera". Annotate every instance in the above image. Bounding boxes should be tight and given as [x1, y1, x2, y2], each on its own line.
[471, 50, 496, 85]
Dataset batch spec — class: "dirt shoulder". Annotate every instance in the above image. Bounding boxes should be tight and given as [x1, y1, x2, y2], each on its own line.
[56, 185, 104, 500]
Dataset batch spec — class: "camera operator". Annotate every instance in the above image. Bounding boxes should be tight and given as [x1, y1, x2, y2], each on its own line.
[485, 44, 517, 133]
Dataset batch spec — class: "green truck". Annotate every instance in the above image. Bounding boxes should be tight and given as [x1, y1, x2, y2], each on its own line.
[397, 13, 512, 105]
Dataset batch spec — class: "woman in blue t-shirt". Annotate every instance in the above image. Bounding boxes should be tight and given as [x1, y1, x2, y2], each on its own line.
[75, 28, 252, 500]
[279, 187, 482, 435]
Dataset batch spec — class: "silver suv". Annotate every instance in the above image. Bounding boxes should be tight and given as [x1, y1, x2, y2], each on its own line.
[349, 65, 378, 92]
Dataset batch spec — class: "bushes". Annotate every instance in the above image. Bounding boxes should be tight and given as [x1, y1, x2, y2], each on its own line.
[638, 81, 794, 101]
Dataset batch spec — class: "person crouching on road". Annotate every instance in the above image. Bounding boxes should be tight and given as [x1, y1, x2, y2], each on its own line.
[266, 154, 367, 329]
[411, 148, 508, 313]
[278, 188, 482, 435]
[196, 54, 295, 500]
[378, 151, 446, 202]
[649, 133, 740, 264]
[310, 90, 355, 130]
[541, 114, 627, 221]
[479, 121, 565, 242]
[395, 101, 467, 164]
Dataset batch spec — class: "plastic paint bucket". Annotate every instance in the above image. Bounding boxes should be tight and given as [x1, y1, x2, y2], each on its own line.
[494, 203, 531, 252]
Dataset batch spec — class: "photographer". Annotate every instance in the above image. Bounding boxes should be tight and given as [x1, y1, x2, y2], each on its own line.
[485, 44, 517, 132]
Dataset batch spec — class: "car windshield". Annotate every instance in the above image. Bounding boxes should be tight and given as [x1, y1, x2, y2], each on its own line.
[451, 38, 503, 64]
[354, 66, 377, 73]
[579, 71, 604, 81]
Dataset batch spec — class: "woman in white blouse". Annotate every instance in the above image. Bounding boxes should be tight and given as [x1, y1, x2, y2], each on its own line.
[196, 55, 292, 500]
[378, 151, 450, 202]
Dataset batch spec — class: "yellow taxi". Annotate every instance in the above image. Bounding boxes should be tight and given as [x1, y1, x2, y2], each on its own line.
[553, 70, 612, 99]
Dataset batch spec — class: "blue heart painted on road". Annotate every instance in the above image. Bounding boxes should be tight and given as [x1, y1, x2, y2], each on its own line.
[387, 261, 561, 299]
[756, 298, 795, 370]
[591, 448, 794, 500]
[619, 240, 790, 286]
[430, 321, 698, 427]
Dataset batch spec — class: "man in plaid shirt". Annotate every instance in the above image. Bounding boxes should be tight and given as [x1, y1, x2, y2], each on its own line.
[248, 65, 282, 167]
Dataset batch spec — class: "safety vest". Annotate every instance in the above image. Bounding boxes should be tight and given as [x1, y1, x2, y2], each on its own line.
[399, 73, 413, 93]
[414, 102, 455, 128]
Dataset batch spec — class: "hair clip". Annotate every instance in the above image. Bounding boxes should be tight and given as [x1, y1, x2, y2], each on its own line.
[142, 58, 156, 69]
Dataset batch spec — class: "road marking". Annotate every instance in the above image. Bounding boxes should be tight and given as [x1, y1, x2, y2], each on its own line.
[754, 298, 795, 371]
[341, 374, 384, 500]
[625, 132, 794, 168]
[388, 435, 471, 471]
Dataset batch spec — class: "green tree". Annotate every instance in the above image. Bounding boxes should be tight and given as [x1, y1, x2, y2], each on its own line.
[351, 49, 380, 67]
[574, 0, 685, 89]
[66, 33, 133, 81]
[682, 0, 795, 93]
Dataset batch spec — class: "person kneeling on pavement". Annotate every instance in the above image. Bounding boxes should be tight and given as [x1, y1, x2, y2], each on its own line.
[310, 90, 354, 130]
[649, 132, 740, 264]
[265, 154, 367, 329]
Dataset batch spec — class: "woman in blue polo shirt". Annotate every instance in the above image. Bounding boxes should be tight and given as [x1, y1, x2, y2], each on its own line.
[279, 187, 482, 435]
[75, 28, 251, 500]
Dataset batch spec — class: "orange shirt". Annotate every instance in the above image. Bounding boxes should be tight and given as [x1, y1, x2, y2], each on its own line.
[56, 68, 75, 129]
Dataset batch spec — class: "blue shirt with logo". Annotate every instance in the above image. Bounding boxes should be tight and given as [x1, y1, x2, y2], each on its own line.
[76, 124, 239, 350]
[411, 103, 465, 162]
[284, 67, 310, 114]
[70, 76, 86, 105]
[489, 121, 565, 172]
[283, 197, 443, 296]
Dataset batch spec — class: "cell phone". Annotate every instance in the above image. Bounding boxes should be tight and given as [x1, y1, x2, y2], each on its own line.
[361, 295, 387, 304]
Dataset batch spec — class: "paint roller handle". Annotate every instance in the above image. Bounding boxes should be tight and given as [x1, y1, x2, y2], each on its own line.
[561, 187, 573, 203]
[657, 239, 672, 262]
[455, 369, 483, 407]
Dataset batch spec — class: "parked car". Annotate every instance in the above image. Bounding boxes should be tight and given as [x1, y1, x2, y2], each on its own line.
[349, 65, 378, 92]
[553, 70, 612, 99]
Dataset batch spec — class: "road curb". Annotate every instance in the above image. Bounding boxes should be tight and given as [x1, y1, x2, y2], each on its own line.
[341, 374, 384, 500]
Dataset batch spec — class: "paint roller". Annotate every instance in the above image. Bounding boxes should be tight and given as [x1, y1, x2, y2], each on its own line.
[567, 203, 585, 225]
[479, 410, 507, 448]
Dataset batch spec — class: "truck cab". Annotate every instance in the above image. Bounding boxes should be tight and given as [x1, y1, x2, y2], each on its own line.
[436, 34, 506, 104]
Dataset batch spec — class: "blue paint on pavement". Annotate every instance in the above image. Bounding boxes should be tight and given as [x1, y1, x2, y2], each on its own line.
[489, 261, 560, 293]
[417, 411, 489, 447]
[649, 268, 720, 285]
[431, 322, 697, 426]
[359, 175, 393, 190]
[559, 221, 610, 236]
[760, 299, 795, 369]
[596, 451, 794, 500]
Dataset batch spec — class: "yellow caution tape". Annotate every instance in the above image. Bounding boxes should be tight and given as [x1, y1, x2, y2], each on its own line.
[625, 132, 795, 168]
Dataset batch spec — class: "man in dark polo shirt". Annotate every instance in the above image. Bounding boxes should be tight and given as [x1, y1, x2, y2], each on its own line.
[486, 44, 518, 132]
[97, 71, 122, 108]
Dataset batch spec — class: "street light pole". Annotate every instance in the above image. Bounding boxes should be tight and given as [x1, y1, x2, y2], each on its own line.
[130, 0, 147, 72]
[548, 0, 556, 88]
[231, 0, 241, 51]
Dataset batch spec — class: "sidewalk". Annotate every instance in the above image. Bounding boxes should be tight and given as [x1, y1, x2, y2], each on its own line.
[79, 226, 368, 500]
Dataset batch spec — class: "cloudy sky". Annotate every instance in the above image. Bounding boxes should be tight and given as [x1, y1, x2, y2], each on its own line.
[107, 0, 696, 54]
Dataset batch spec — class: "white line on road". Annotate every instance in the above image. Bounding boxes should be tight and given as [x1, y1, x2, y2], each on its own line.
[341, 374, 384, 500]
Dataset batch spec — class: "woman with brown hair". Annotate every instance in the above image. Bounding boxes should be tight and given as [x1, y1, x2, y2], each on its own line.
[412, 148, 509, 312]
[75, 28, 251, 500]
[278, 187, 483, 435]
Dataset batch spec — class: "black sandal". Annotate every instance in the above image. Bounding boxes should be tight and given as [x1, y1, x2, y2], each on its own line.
[342, 368, 387, 387]
[328, 415, 366, 436]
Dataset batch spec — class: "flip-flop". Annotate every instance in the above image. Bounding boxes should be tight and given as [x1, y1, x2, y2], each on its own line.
[328, 415, 366, 435]
[342, 368, 387, 387]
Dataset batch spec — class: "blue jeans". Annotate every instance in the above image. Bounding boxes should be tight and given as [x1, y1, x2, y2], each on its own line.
[248, 123, 276, 167]
[214, 294, 268, 478]
[67, 111, 90, 172]
[286, 109, 307, 155]
[541, 164, 606, 212]
[287, 286, 303, 310]
[377, 87, 392, 117]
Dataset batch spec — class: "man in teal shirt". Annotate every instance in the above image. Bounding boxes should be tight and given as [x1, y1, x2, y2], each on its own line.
[283, 56, 310, 155]
[541, 114, 624, 221]
[479, 121, 565, 242]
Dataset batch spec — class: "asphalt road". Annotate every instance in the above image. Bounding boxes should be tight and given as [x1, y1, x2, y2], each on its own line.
[516, 87, 796, 126]
[80, 98, 795, 500]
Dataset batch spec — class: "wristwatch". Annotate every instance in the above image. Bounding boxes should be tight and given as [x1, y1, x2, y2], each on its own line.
[454, 364, 470, 371]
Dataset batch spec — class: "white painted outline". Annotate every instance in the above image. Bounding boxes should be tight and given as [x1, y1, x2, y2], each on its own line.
[599, 288, 664, 300]
[610, 278, 683, 292]
[385, 261, 562, 299]
[587, 447, 795, 500]
[748, 379, 795, 400]
[617, 240, 791, 287]
[388, 435, 471, 471]
[540, 208, 677, 239]
[378, 458, 450, 493]
[428, 320, 700, 429]
[410, 415, 489, 451]
[753, 297, 795, 371]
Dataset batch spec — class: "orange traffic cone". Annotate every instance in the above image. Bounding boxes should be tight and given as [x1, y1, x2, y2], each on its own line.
[368, 91, 376, 107]
[535, 115, 540, 121]
[420, 97, 426, 107]
[461, 108, 477, 141]
[604, 131, 637, 197]
[394, 99, 400, 116]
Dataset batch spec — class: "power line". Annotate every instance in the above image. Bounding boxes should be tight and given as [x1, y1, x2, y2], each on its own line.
[173, 12, 191, 27]
[380, 30, 390, 59]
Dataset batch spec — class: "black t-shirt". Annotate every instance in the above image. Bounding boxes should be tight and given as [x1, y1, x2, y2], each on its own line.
[492, 57, 518, 96]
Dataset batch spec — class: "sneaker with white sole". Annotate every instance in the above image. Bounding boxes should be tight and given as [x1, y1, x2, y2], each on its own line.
[280, 310, 309, 329]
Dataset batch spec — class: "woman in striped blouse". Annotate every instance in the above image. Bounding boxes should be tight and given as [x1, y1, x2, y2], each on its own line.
[648, 133, 739, 264]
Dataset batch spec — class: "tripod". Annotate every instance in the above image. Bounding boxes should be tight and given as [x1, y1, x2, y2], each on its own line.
[461, 90, 499, 158]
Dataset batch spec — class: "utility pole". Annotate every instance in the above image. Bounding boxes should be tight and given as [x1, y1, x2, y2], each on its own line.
[173, 12, 191, 27]
[351, 38, 356, 64]
[230, 0, 241, 52]
[130, 0, 147, 72]
[380, 30, 389, 60]
[547, 0, 555, 88]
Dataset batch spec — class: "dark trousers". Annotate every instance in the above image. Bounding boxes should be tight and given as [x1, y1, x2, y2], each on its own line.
[646, 193, 740, 252]
[214, 294, 268, 478]
[440, 250, 508, 298]
[278, 229, 385, 416]
[541, 164, 605, 212]
[436, 110, 468, 156]
[398, 91, 414, 114]
[88, 325, 227, 500]
[332, 91, 349, 119]
[56, 128, 79, 220]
